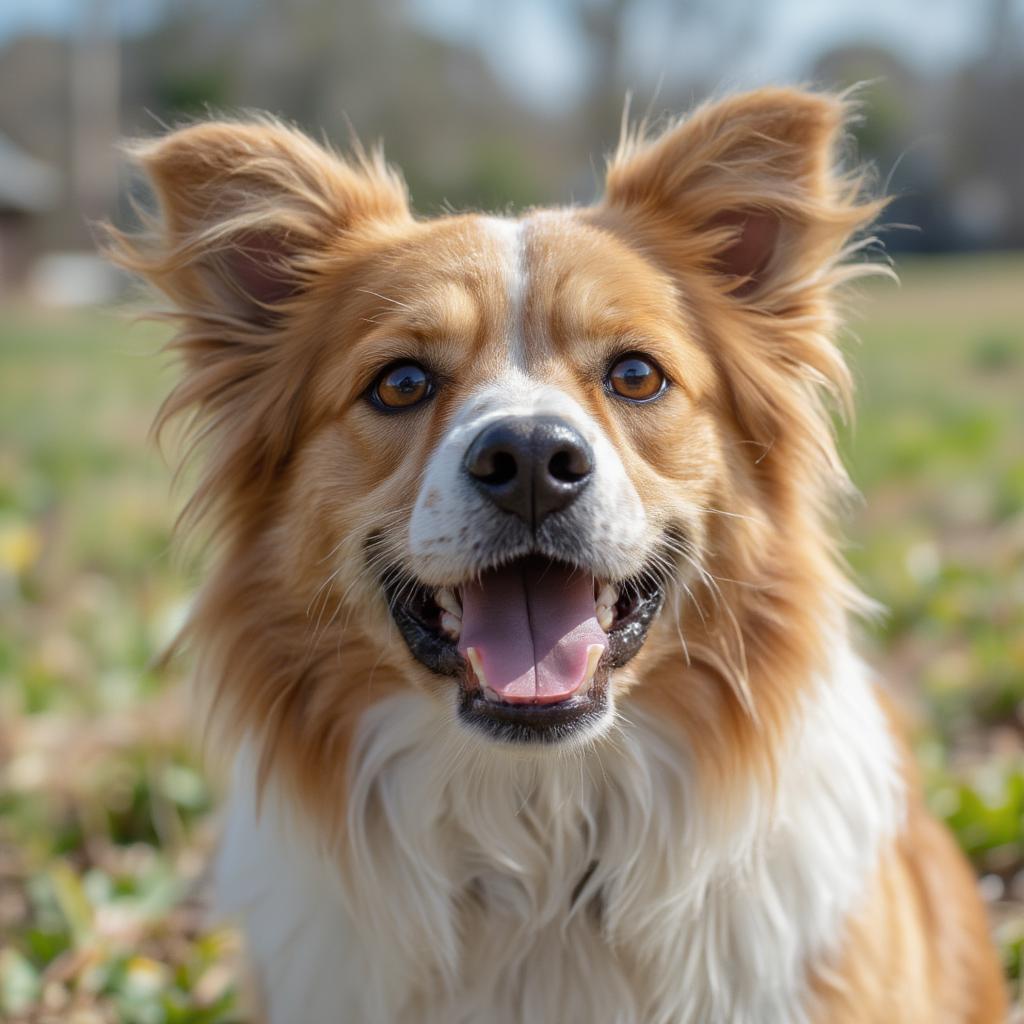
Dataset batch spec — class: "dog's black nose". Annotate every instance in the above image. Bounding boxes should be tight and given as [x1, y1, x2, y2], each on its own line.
[464, 416, 593, 529]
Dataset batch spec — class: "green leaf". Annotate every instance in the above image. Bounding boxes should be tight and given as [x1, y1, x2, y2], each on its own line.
[0, 947, 41, 1015]
[48, 860, 95, 947]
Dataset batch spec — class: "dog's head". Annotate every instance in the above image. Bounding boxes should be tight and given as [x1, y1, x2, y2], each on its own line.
[108, 89, 882, 773]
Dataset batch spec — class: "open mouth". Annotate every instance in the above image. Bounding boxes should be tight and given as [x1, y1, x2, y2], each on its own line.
[383, 554, 665, 743]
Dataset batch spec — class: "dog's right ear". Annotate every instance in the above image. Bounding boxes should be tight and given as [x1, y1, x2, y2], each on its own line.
[102, 120, 412, 536]
[105, 118, 411, 324]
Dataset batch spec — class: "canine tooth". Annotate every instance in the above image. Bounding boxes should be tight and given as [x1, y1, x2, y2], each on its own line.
[597, 605, 614, 632]
[436, 587, 462, 617]
[466, 647, 487, 689]
[582, 644, 604, 688]
[440, 611, 462, 640]
[596, 583, 618, 609]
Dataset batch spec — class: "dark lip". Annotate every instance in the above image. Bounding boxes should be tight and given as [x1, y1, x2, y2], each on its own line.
[459, 669, 610, 745]
[380, 553, 666, 742]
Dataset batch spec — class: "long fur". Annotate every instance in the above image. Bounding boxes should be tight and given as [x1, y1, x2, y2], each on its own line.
[104, 88, 1007, 1022]
[218, 645, 902, 1024]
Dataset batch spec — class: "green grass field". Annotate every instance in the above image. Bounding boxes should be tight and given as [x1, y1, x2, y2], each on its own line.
[1, 255, 1023, 1020]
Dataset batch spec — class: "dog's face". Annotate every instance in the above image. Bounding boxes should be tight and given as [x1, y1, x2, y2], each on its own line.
[111, 90, 878, 763]
[286, 212, 723, 744]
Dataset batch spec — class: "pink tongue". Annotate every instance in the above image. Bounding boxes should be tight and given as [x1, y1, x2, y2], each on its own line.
[457, 559, 608, 705]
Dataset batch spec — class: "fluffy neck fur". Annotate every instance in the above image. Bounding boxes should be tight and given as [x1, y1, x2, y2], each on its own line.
[217, 632, 903, 1024]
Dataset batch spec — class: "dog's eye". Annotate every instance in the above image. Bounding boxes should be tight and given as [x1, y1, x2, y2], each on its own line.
[606, 355, 666, 402]
[372, 362, 433, 410]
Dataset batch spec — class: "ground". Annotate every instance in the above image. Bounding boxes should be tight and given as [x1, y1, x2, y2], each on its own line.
[1, 254, 1022, 1021]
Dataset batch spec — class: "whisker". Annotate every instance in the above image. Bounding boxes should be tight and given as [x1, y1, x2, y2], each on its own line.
[356, 288, 412, 310]
[690, 505, 760, 524]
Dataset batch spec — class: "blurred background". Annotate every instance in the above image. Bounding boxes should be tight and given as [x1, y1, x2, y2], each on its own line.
[0, 1, 1022, 1020]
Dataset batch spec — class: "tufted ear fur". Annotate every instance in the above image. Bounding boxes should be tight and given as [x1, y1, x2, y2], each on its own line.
[102, 118, 411, 534]
[107, 117, 410, 321]
[592, 89, 889, 465]
[600, 87, 884, 305]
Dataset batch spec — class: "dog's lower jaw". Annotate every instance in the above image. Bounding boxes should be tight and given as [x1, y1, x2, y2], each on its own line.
[215, 635, 904, 1024]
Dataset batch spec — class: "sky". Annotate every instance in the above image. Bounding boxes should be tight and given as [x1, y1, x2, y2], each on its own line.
[408, 0, 1006, 113]
[0, 0, 1018, 116]
[0, 0, 167, 40]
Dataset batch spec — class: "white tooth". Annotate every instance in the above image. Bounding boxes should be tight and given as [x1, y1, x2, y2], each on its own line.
[466, 647, 505, 702]
[466, 647, 487, 690]
[436, 587, 462, 617]
[596, 583, 618, 609]
[582, 644, 604, 689]
[441, 611, 462, 639]
[597, 605, 614, 632]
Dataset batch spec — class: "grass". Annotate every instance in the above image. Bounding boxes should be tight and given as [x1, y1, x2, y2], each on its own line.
[1, 253, 1022, 1019]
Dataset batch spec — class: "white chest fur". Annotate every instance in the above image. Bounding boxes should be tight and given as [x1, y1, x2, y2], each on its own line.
[216, 644, 903, 1024]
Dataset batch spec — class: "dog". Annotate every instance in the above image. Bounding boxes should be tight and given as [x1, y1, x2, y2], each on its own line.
[105, 87, 1007, 1023]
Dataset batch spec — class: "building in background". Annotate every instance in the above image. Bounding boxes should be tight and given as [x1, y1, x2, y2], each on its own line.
[0, 0, 1022, 297]
[0, 133, 59, 294]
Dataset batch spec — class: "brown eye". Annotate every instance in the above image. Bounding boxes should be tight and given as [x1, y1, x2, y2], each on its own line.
[372, 362, 433, 410]
[606, 355, 666, 402]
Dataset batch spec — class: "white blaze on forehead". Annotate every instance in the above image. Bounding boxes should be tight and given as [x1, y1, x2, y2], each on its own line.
[480, 216, 527, 370]
[407, 213, 653, 584]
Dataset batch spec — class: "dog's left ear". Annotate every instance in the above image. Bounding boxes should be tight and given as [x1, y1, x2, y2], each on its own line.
[598, 88, 880, 305]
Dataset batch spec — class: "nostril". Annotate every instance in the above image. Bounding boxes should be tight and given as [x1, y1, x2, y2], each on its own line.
[477, 450, 518, 486]
[548, 447, 591, 484]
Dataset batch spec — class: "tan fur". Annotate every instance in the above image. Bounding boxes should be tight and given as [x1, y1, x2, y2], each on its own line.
[810, 811, 1008, 1022]
[104, 90, 1006, 1020]
[811, 704, 1007, 1021]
